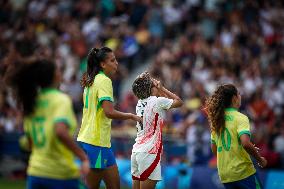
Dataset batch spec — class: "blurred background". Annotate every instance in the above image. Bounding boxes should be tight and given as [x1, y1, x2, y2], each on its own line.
[0, 0, 283, 189]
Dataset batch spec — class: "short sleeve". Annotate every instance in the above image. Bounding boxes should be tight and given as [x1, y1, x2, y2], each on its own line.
[23, 119, 30, 137]
[97, 77, 114, 107]
[52, 96, 75, 127]
[211, 131, 217, 144]
[237, 115, 251, 139]
[156, 97, 173, 111]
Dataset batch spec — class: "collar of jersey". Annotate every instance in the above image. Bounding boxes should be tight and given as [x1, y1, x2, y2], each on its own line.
[98, 70, 110, 78]
[225, 107, 237, 111]
[40, 88, 59, 94]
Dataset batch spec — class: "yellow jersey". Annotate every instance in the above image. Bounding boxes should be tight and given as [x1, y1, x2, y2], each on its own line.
[24, 88, 79, 179]
[77, 71, 114, 147]
[211, 108, 256, 183]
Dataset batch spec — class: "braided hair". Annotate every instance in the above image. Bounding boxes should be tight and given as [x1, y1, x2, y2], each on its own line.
[81, 47, 113, 88]
[205, 84, 238, 135]
[132, 72, 153, 100]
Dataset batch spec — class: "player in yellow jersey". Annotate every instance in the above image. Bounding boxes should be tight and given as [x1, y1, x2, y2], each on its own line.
[206, 84, 267, 189]
[77, 47, 142, 189]
[6, 60, 90, 189]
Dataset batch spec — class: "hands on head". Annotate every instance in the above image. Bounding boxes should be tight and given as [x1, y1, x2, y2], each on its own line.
[151, 78, 163, 91]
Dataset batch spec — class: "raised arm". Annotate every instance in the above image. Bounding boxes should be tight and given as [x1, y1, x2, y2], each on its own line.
[152, 79, 183, 108]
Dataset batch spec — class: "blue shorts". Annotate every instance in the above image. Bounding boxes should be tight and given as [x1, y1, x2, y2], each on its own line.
[78, 142, 116, 169]
[27, 176, 79, 189]
[223, 173, 263, 189]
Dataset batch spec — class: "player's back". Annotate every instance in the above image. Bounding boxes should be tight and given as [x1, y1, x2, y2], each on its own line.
[24, 88, 79, 179]
[133, 96, 173, 154]
[212, 108, 256, 183]
[78, 72, 114, 147]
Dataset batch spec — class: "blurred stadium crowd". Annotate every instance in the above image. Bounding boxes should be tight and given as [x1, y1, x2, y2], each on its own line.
[0, 0, 284, 171]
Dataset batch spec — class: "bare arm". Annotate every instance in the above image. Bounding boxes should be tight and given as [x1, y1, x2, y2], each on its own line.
[19, 135, 32, 152]
[160, 87, 183, 108]
[152, 79, 183, 108]
[211, 143, 217, 156]
[240, 134, 267, 168]
[102, 101, 142, 122]
[55, 123, 90, 174]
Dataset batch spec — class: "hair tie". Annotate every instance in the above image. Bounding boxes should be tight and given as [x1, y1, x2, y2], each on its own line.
[93, 48, 99, 54]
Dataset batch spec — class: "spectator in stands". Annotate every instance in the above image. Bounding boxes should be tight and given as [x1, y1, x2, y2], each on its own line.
[0, 0, 283, 169]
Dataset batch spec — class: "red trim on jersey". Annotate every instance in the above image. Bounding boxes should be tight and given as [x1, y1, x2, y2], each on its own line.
[152, 113, 159, 135]
[132, 175, 140, 180]
[133, 138, 162, 181]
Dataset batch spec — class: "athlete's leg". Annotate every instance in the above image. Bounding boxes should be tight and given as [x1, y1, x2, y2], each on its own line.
[78, 143, 105, 189]
[102, 164, 120, 189]
[135, 152, 161, 189]
[132, 179, 140, 189]
[140, 179, 157, 189]
[131, 152, 140, 189]
[86, 168, 103, 189]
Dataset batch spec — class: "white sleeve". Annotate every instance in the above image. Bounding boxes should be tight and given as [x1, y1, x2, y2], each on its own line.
[156, 97, 173, 111]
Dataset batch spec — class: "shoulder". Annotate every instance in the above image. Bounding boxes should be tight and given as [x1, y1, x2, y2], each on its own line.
[154, 96, 173, 110]
[95, 73, 112, 82]
[95, 73, 112, 86]
[156, 96, 173, 104]
[149, 96, 158, 101]
[234, 111, 249, 122]
[52, 91, 72, 105]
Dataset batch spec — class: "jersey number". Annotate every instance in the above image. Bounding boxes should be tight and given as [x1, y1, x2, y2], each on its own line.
[31, 117, 46, 148]
[138, 102, 147, 131]
[221, 128, 231, 151]
[84, 87, 90, 109]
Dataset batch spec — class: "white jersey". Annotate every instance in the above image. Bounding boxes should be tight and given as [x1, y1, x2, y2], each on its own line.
[132, 96, 173, 154]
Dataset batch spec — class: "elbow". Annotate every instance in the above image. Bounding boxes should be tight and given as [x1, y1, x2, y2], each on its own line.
[177, 98, 183, 107]
[211, 144, 217, 156]
[171, 98, 183, 109]
[241, 141, 251, 150]
[104, 110, 114, 119]
[55, 128, 65, 140]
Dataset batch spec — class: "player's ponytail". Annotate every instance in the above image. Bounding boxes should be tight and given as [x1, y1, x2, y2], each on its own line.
[205, 84, 238, 135]
[6, 60, 56, 116]
[81, 47, 113, 88]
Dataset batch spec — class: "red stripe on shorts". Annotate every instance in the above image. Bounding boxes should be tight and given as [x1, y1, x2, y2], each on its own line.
[137, 140, 162, 181]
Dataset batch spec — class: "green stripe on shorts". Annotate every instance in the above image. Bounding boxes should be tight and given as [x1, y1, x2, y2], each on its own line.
[95, 150, 102, 168]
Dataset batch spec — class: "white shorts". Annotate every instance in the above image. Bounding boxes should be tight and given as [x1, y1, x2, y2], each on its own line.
[131, 152, 162, 181]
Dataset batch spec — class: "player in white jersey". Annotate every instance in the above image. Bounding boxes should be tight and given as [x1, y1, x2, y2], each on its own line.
[131, 72, 183, 189]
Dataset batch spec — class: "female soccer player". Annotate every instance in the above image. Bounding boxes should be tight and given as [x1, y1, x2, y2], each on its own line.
[131, 72, 183, 189]
[77, 47, 142, 189]
[6, 60, 90, 189]
[206, 84, 267, 189]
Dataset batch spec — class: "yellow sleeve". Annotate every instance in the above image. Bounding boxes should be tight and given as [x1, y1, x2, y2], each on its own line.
[211, 131, 217, 144]
[237, 115, 251, 139]
[52, 95, 75, 127]
[97, 77, 114, 109]
[23, 119, 31, 137]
